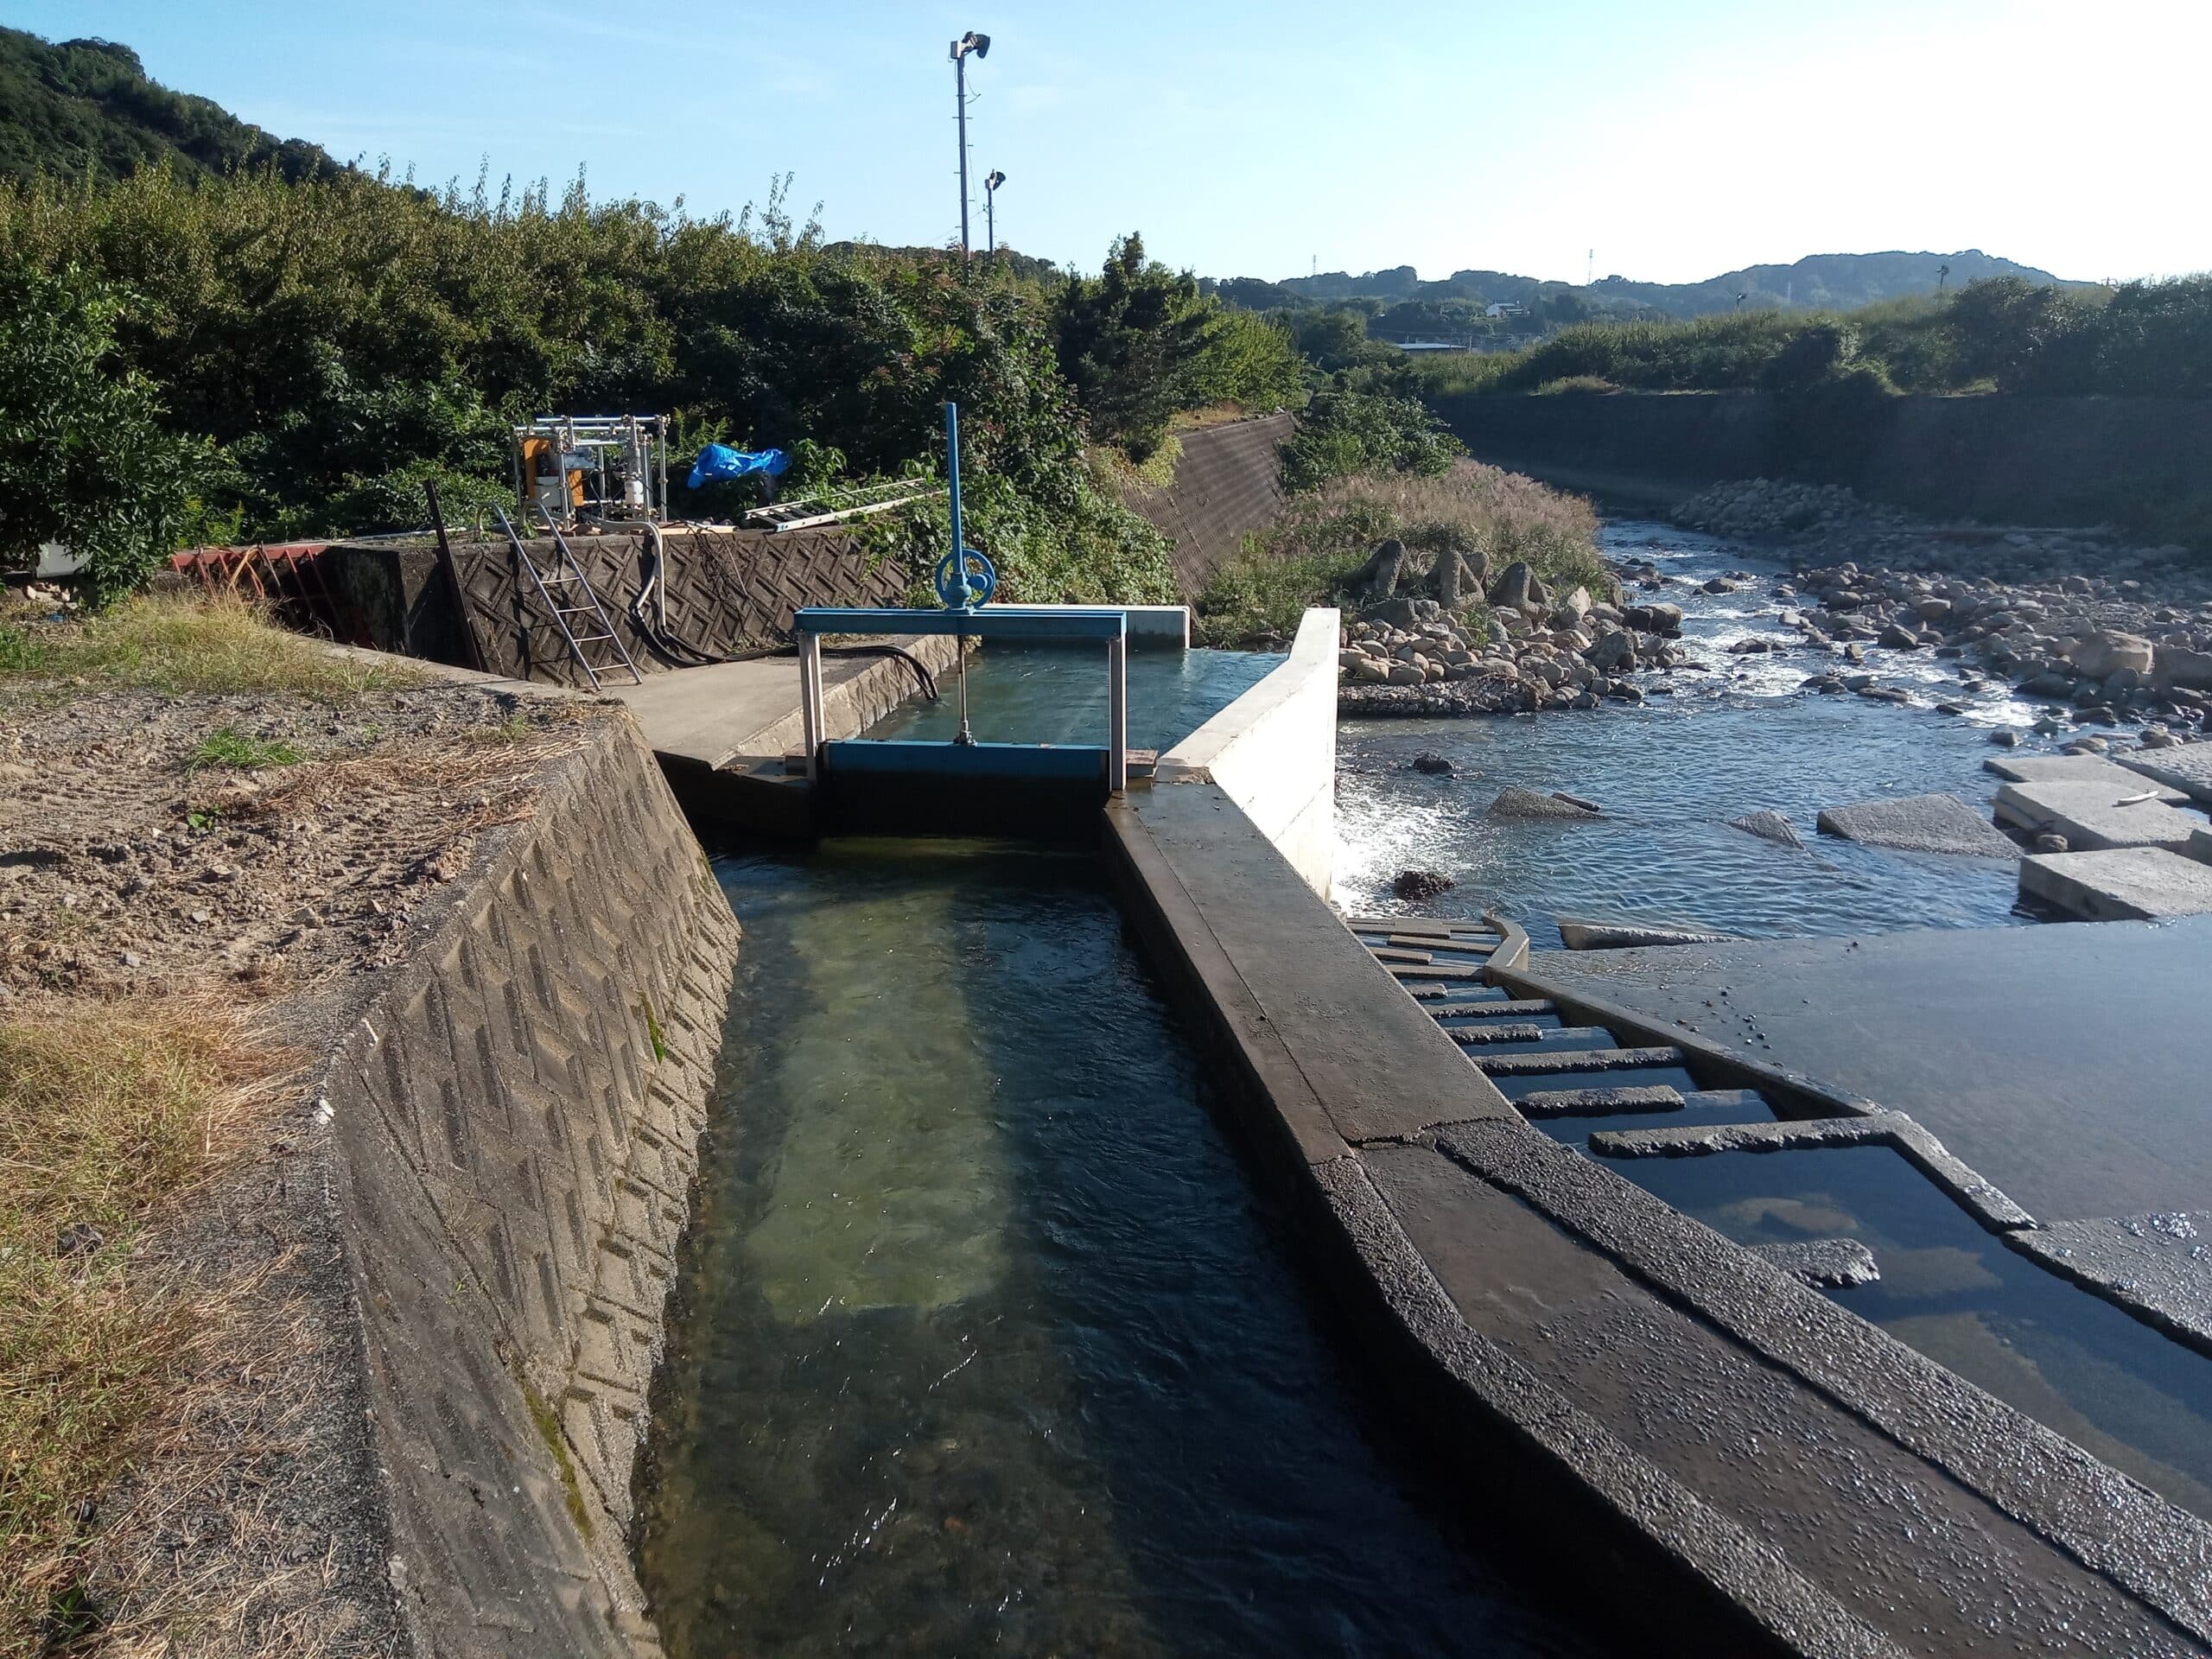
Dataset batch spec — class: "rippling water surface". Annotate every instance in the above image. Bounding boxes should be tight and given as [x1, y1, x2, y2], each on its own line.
[1336, 521, 2050, 946]
[639, 843, 1610, 1659]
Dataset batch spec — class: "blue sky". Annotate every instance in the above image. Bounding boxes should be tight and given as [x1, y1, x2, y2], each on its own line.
[12, 0, 2206, 284]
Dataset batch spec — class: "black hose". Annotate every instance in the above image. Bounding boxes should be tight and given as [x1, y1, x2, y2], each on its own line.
[619, 530, 941, 700]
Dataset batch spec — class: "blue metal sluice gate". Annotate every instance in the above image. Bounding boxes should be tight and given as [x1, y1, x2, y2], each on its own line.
[791, 401, 1130, 795]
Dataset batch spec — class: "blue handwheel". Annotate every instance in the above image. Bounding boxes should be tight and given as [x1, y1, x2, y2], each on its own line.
[933, 546, 996, 609]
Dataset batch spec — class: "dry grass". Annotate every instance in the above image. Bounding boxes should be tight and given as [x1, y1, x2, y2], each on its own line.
[0, 595, 425, 702]
[1196, 460, 1605, 645]
[0, 1001, 279, 1656]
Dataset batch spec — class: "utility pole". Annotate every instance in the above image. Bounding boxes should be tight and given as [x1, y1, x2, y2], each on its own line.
[1586, 247, 1593, 286]
[950, 32, 990, 261]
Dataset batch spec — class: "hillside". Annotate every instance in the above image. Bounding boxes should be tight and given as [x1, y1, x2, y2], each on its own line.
[0, 27, 336, 183]
[1215, 249, 2076, 321]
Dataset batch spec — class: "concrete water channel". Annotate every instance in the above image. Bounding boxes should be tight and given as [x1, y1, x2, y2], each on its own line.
[327, 574, 2212, 1656]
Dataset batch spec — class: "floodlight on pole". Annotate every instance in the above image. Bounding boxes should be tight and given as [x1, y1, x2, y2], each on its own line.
[950, 31, 990, 262]
[984, 169, 1006, 258]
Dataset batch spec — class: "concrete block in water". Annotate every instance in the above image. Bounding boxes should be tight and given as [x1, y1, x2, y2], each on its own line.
[1556, 914, 1744, 950]
[2019, 846, 2212, 920]
[1815, 792, 2021, 857]
[2116, 737, 2212, 806]
[1751, 1236, 1881, 1289]
[1488, 785, 1599, 821]
[1985, 752, 2189, 801]
[1993, 779, 2207, 852]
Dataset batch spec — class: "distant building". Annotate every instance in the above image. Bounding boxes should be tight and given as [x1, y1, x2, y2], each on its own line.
[1390, 337, 1473, 353]
[1483, 301, 1528, 319]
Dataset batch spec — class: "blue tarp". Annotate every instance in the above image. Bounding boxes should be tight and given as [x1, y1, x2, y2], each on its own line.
[687, 443, 791, 489]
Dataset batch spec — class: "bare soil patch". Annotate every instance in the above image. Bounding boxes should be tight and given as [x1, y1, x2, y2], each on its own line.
[0, 599, 616, 1656]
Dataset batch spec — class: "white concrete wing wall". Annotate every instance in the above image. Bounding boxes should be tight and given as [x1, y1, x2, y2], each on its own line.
[1159, 607, 1338, 895]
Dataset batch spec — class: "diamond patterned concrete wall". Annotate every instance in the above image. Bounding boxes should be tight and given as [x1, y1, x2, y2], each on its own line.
[431, 526, 916, 688]
[1116, 413, 1294, 597]
[326, 715, 740, 1656]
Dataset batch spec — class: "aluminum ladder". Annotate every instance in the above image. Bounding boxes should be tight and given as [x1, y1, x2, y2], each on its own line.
[492, 505, 643, 689]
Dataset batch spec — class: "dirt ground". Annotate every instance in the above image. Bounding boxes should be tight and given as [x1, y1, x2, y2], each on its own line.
[0, 658, 618, 1657]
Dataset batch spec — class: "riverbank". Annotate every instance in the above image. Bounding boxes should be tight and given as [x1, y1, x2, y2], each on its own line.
[1674, 479, 2212, 742]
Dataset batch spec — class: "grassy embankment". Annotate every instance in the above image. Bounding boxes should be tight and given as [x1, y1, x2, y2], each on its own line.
[0, 596, 427, 1656]
[1195, 460, 1605, 645]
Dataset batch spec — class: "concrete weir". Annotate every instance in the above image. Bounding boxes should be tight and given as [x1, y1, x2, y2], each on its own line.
[308, 703, 740, 1654]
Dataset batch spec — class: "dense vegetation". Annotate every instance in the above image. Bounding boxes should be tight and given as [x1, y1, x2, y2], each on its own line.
[1424, 277, 2212, 399]
[1195, 462, 1604, 646]
[0, 159, 1327, 602]
[0, 29, 335, 185]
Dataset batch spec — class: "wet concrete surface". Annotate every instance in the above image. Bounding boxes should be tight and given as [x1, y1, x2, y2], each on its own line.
[1522, 916, 2212, 1222]
[1109, 782, 2212, 1656]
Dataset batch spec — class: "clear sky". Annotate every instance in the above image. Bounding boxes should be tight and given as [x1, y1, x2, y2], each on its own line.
[10, 0, 2206, 285]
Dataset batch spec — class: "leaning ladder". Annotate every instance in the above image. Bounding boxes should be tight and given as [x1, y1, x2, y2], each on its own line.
[492, 505, 643, 689]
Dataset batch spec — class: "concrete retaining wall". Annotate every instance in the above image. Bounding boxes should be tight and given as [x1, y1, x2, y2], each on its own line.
[1434, 390, 2212, 543]
[322, 715, 740, 1656]
[1158, 607, 1338, 895]
[1117, 413, 1295, 595]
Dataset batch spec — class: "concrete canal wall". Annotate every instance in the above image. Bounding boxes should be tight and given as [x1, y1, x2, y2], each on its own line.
[317, 711, 739, 1656]
[1434, 390, 2212, 543]
[1158, 607, 1338, 895]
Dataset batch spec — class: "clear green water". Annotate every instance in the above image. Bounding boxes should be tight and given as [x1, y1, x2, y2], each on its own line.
[636, 842, 1610, 1658]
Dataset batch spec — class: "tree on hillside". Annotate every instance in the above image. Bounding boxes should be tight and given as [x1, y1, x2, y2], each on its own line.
[1050, 234, 1217, 461]
[0, 266, 218, 601]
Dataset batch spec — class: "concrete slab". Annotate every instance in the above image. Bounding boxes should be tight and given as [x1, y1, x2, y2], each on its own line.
[606, 640, 952, 771]
[1986, 752, 2190, 802]
[1815, 792, 2020, 857]
[1557, 915, 1744, 950]
[1520, 917, 2212, 1220]
[2012, 1211, 2212, 1356]
[2020, 847, 2212, 921]
[2119, 740, 2212, 806]
[1994, 779, 2207, 851]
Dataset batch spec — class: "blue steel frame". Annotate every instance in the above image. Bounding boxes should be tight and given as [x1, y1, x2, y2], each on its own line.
[791, 605, 1128, 790]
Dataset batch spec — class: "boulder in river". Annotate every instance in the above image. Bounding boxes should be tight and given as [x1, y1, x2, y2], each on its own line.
[1410, 751, 1454, 775]
[2067, 630, 2155, 679]
[1728, 809, 1803, 848]
[1625, 601, 1684, 635]
[1488, 785, 1599, 822]
[1392, 868, 1455, 900]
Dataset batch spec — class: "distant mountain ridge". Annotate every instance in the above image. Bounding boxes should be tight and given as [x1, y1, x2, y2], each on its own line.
[1214, 249, 2079, 320]
[0, 26, 337, 185]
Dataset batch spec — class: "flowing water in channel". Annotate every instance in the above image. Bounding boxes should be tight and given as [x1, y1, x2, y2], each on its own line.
[638, 843, 1608, 1659]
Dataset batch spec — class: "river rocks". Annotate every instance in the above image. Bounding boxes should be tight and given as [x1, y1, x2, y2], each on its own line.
[1626, 601, 1684, 635]
[2067, 631, 2156, 679]
[1359, 596, 1420, 631]
[1488, 785, 1599, 821]
[1392, 868, 1454, 900]
[1410, 751, 1455, 775]
[1728, 809, 1803, 848]
[1815, 793, 2022, 857]
[1586, 631, 1637, 671]
[1428, 546, 1473, 607]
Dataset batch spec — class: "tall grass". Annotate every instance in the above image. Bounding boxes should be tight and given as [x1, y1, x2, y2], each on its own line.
[0, 594, 423, 700]
[1195, 460, 1602, 644]
[0, 1001, 270, 1655]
